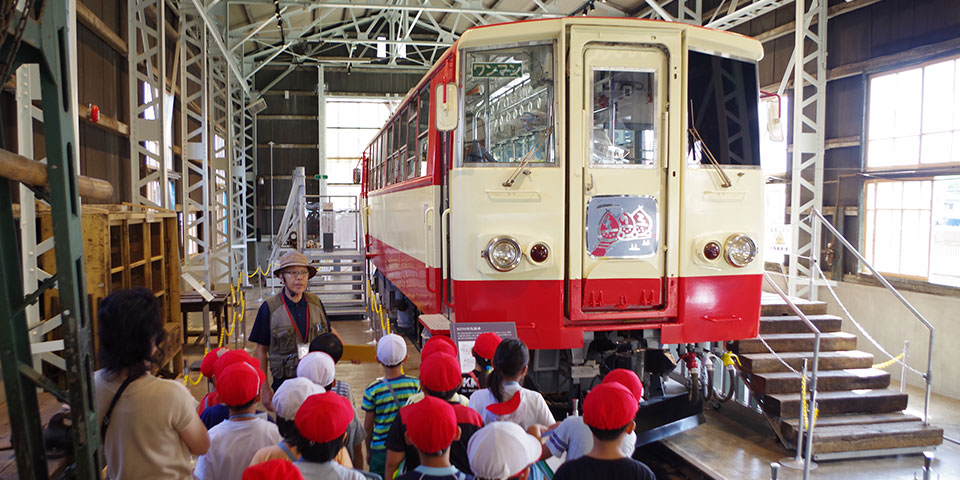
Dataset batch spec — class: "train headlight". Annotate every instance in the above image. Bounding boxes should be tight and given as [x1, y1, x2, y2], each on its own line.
[484, 237, 522, 272]
[724, 233, 757, 267]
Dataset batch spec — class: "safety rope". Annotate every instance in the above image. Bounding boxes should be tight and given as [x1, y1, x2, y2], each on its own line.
[247, 264, 272, 279]
[811, 262, 923, 377]
[184, 276, 246, 386]
[872, 352, 905, 370]
[757, 335, 803, 377]
[800, 374, 819, 430]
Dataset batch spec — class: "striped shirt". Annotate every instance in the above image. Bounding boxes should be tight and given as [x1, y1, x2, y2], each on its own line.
[361, 375, 420, 450]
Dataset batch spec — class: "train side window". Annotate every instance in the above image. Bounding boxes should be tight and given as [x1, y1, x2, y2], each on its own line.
[418, 87, 430, 177]
[687, 51, 761, 166]
[590, 70, 656, 166]
[407, 102, 417, 179]
[398, 106, 409, 181]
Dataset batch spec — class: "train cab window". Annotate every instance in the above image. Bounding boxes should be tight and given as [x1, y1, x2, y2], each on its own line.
[590, 70, 656, 166]
[461, 43, 555, 165]
[418, 88, 430, 177]
[407, 102, 417, 179]
[687, 51, 761, 166]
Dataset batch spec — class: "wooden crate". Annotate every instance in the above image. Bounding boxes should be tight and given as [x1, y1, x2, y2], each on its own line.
[36, 204, 183, 376]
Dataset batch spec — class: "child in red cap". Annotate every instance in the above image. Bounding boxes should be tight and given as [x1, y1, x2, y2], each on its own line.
[307, 333, 366, 466]
[200, 349, 269, 429]
[385, 353, 483, 479]
[395, 396, 469, 480]
[198, 347, 228, 415]
[242, 458, 304, 480]
[537, 369, 642, 463]
[195, 362, 281, 480]
[294, 392, 367, 479]
[459, 332, 502, 398]
[552, 383, 655, 480]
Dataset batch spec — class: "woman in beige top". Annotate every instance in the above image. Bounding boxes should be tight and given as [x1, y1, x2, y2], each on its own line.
[94, 288, 210, 479]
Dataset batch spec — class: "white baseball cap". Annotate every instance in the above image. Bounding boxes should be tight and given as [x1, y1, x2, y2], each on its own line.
[297, 352, 336, 388]
[272, 377, 325, 420]
[377, 334, 407, 366]
[467, 422, 542, 480]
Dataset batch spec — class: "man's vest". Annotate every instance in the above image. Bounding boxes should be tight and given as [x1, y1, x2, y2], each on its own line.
[265, 291, 329, 383]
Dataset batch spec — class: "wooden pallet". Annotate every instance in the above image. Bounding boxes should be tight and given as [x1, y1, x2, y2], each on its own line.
[36, 204, 183, 376]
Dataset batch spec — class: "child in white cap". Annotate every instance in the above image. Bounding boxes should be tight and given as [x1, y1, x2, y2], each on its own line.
[468, 422, 543, 480]
[362, 334, 420, 479]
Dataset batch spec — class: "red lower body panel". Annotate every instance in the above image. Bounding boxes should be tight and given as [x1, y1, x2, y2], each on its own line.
[367, 236, 440, 315]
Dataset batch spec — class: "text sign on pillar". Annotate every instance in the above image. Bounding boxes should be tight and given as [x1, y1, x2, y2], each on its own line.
[451, 322, 518, 373]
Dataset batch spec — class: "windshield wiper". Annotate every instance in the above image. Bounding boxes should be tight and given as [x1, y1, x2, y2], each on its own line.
[688, 124, 733, 189]
[502, 124, 554, 187]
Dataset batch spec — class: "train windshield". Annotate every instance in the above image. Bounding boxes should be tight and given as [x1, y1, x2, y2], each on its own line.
[687, 51, 761, 167]
[461, 43, 555, 165]
[591, 69, 658, 167]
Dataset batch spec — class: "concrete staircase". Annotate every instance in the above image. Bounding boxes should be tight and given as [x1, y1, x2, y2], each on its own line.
[731, 293, 943, 459]
[305, 249, 367, 318]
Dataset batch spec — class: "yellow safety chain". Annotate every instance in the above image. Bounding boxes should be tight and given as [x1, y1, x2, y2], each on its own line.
[799, 373, 819, 430]
[872, 352, 904, 370]
[365, 278, 391, 335]
[247, 264, 272, 279]
[721, 351, 740, 367]
[185, 276, 247, 386]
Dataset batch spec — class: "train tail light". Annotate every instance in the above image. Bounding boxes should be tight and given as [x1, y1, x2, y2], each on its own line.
[724, 233, 757, 267]
[529, 242, 550, 263]
[484, 237, 522, 271]
[702, 241, 722, 261]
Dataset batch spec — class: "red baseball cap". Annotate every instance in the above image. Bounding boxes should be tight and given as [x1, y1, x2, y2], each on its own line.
[420, 352, 462, 392]
[583, 383, 638, 430]
[602, 369, 644, 403]
[242, 459, 304, 480]
[201, 347, 229, 378]
[401, 396, 458, 454]
[421, 336, 458, 360]
[472, 332, 502, 360]
[217, 362, 265, 407]
[213, 349, 259, 378]
[295, 392, 354, 444]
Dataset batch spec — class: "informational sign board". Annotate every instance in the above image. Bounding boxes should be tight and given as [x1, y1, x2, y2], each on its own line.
[451, 322, 518, 373]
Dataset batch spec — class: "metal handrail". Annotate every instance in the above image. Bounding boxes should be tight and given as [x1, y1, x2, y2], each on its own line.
[762, 271, 821, 480]
[811, 209, 935, 426]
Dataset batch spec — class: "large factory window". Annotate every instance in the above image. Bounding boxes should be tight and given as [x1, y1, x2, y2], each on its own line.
[462, 43, 555, 165]
[326, 98, 393, 200]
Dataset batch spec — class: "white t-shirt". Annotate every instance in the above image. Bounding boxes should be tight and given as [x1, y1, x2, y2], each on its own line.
[468, 382, 555, 429]
[195, 417, 281, 480]
[94, 371, 199, 480]
[295, 460, 368, 479]
[544, 416, 636, 461]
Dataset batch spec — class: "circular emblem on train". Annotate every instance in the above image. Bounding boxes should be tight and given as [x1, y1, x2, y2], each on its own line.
[586, 195, 659, 258]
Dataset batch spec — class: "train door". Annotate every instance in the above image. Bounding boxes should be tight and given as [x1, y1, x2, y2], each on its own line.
[571, 44, 669, 316]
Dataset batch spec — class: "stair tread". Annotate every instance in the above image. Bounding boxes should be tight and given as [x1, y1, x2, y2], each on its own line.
[767, 389, 907, 402]
[757, 332, 857, 340]
[758, 315, 843, 333]
[782, 412, 921, 430]
[739, 350, 873, 361]
[755, 368, 887, 380]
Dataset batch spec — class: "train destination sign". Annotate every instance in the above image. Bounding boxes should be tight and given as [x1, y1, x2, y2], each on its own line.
[472, 62, 523, 78]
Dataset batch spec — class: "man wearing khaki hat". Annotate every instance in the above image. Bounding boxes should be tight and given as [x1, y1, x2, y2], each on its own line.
[251, 251, 338, 411]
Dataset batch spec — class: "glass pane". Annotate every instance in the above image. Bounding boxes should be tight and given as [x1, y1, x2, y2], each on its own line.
[869, 74, 897, 139]
[462, 44, 555, 164]
[895, 69, 922, 136]
[867, 139, 896, 168]
[931, 176, 960, 285]
[876, 181, 903, 209]
[591, 70, 656, 166]
[921, 132, 952, 164]
[866, 182, 876, 209]
[874, 209, 902, 273]
[922, 60, 955, 134]
[419, 88, 430, 133]
[419, 136, 429, 177]
[899, 209, 930, 277]
[894, 135, 920, 165]
[864, 210, 875, 269]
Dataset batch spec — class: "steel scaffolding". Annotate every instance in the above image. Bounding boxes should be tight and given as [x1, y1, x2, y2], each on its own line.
[788, 0, 828, 300]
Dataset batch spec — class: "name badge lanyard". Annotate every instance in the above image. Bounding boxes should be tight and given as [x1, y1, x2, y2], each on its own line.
[282, 298, 309, 343]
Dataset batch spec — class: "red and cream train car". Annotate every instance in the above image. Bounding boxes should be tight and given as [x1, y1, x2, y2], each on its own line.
[361, 17, 764, 431]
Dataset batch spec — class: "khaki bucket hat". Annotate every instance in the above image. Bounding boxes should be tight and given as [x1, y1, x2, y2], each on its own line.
[274, 251, 317, 278]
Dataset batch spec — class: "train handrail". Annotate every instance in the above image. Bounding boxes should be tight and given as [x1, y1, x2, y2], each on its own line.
[810, 209, 935, 426]
[441, 208, 454, 308]
[425, 207, 436, 293]
[762, 271, 821, 480]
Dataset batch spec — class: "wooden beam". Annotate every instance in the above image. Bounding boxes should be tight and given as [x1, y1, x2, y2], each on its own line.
[78, 104, 130, 137]
[0, 148, 114, 201]
[76, 1, 128, 55]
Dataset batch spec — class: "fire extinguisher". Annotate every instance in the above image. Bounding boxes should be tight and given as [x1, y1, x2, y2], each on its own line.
[90, 104, 99, 123]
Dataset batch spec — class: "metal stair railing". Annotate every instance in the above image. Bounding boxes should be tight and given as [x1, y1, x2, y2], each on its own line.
[810, 209, 935, 426]
[762, 272, 821, 480]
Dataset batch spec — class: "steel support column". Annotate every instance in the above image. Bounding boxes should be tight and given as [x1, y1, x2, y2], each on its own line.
[128, 0, 171, 208]
[244, 107, 258, 269]
[318, 65, 327, 197]
[209, 41, 234, 288]
[230, 81, 249, 283]
[0, 3, 101, 478]
[678, 0, 702, 25]
[788, 0, 828, 300]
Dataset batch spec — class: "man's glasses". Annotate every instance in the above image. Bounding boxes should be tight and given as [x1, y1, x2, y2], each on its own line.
[283, 270, 310, 278]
